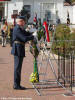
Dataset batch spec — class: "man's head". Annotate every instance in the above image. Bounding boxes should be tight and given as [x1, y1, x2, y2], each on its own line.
[16, 16, 26, 27]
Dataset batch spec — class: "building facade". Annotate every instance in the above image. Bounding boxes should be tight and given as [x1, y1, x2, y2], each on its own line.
[0, 0, 75, 24]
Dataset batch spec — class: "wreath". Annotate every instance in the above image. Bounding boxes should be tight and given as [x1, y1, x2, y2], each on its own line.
[29, 28, 45, 83]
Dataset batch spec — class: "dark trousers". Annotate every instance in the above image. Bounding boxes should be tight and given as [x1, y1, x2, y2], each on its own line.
[14, 56, 23, 87]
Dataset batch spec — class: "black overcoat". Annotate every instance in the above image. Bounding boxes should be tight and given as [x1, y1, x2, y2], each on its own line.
[11, 24, 34, 57]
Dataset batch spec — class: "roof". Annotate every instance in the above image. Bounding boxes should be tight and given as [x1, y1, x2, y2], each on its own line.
[72, 2, 75, 5]
[64, 2, 75, 6]
[64, 2, 71, 6]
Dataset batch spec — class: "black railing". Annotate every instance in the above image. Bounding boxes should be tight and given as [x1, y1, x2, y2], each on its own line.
[52, 44, 75, 91]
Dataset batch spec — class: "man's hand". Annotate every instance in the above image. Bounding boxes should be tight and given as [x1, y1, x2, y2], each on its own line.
[33, 31, 37, 37]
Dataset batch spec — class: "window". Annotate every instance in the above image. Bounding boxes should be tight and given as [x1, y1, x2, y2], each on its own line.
[13, 10, 18, 15]
[20, 5, 31, 20]
[23, 5, 31, 17]
[45, 10, 51, 21]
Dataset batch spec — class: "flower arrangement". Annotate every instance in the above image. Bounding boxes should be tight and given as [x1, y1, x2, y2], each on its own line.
[29, 28, 45, 83]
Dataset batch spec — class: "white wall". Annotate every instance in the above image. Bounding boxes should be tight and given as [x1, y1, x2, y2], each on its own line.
[32, 0, 57, 23]
[4, 0, 75, 24]
[73, 5, 75, 24]
[56, 0, 65, 23]
[5, 0, 23, 23]
[56, 0, 74, 24]
[63, 6, 73, 24]
[23, 0, 58, 23]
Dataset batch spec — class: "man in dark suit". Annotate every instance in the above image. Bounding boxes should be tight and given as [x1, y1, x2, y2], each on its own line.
[11, 16, 34, 90]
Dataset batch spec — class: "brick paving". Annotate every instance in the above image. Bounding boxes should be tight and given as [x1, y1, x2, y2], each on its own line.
[0, 44, 75, 100]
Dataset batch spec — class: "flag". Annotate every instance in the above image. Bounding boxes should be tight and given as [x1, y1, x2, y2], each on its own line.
[43, 21, 50, 42]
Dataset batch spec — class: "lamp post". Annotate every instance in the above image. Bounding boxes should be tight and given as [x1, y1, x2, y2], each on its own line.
[11, 14, 18, 26]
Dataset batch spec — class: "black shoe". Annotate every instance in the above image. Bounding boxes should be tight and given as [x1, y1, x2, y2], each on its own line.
[2, 46, 5, 47]
[13, 85, 26, 90]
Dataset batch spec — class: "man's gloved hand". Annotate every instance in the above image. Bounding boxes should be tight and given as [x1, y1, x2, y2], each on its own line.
[33, 31, 37, 37]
